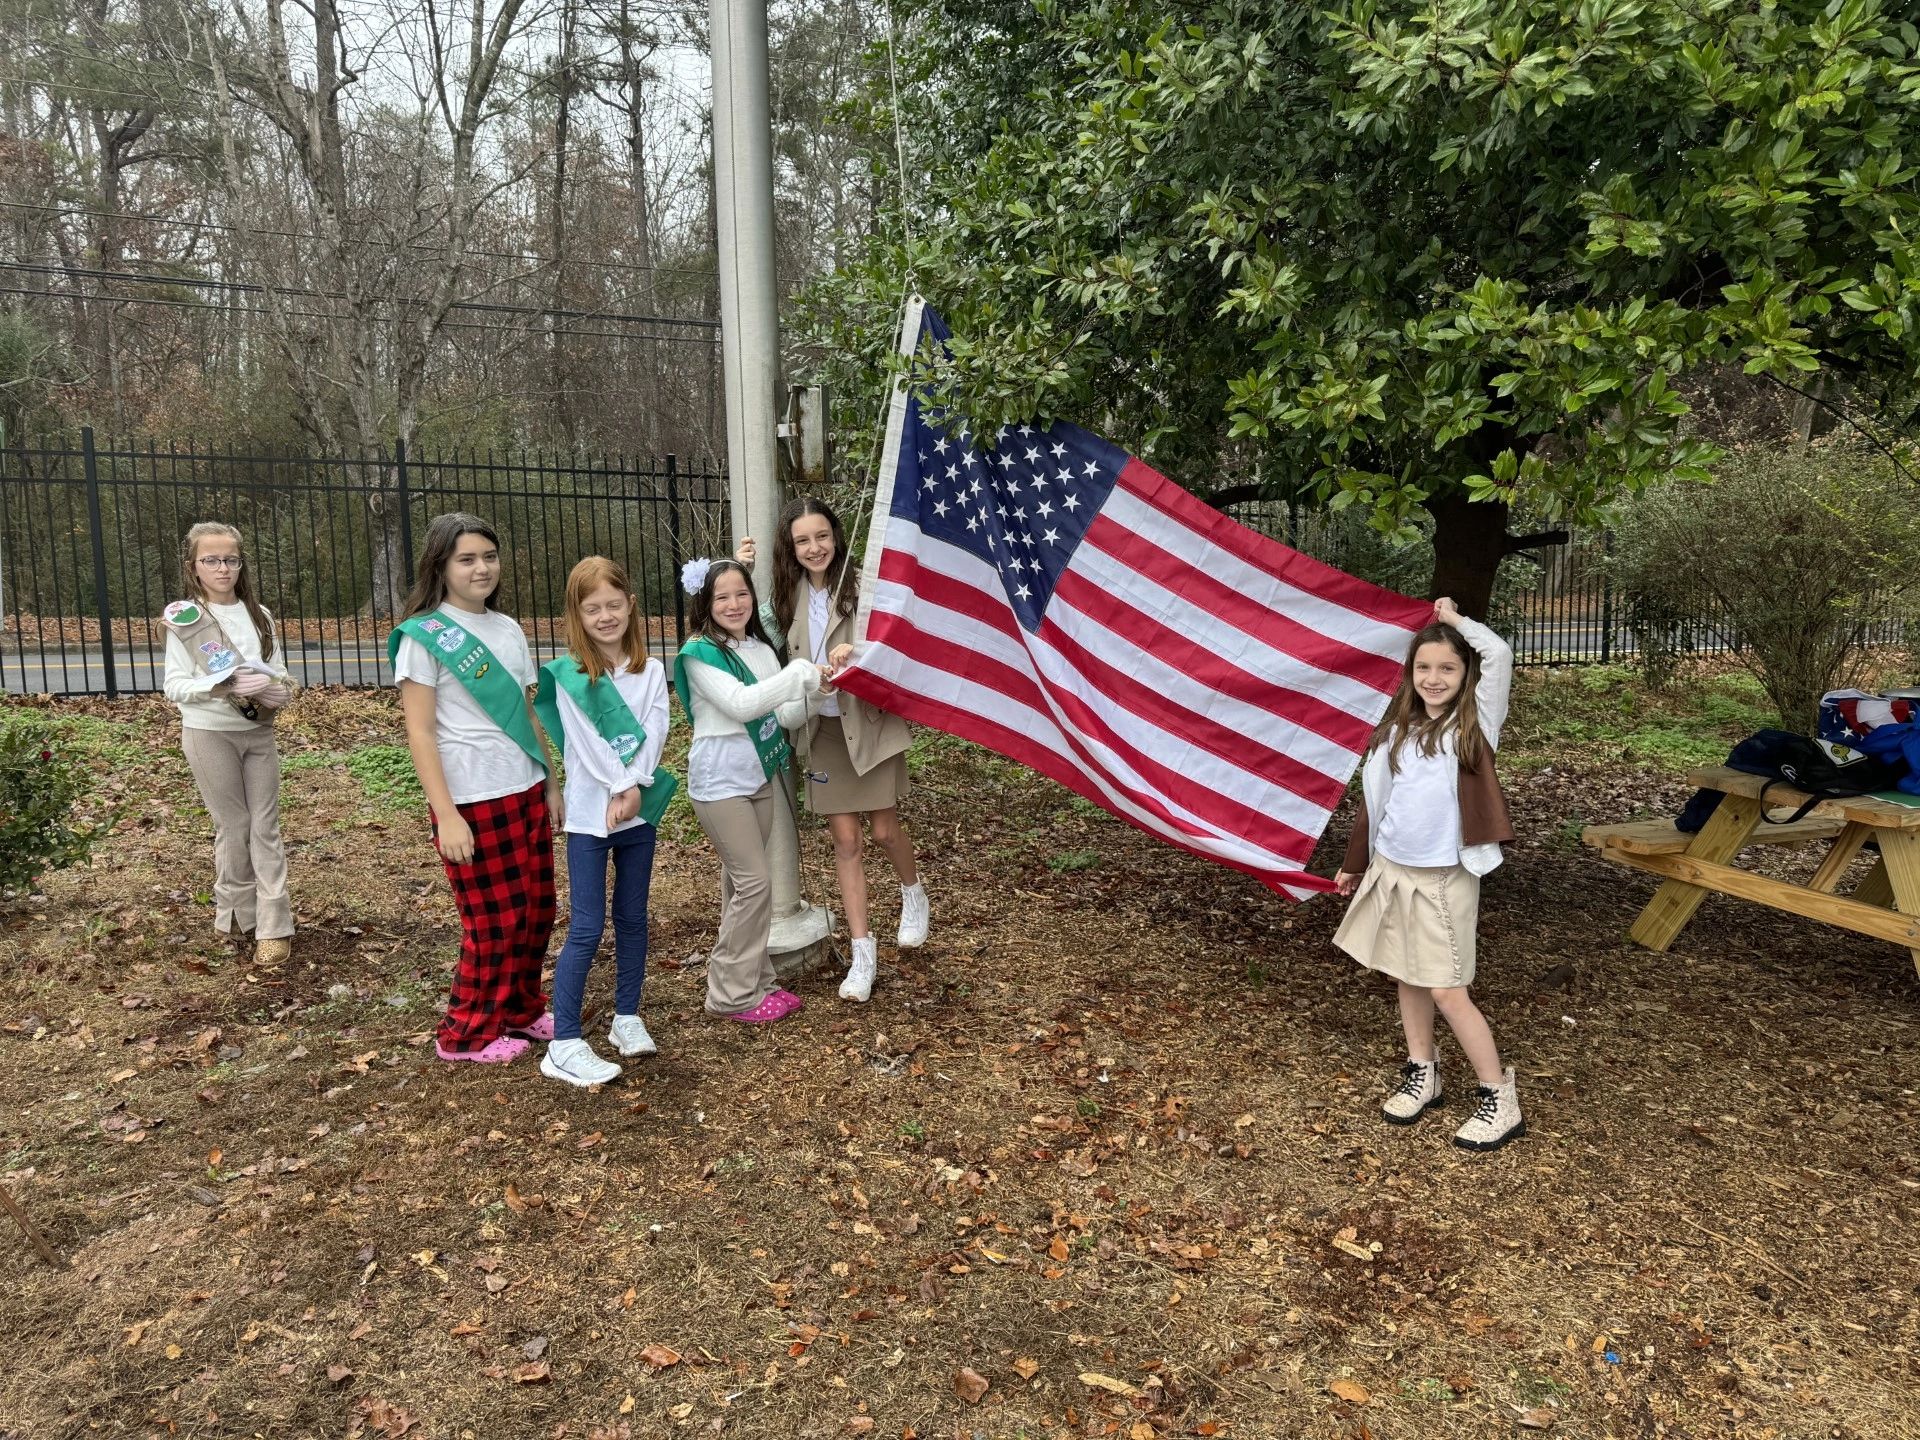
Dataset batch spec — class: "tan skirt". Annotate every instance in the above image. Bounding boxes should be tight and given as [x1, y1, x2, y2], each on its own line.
[803, 716, 910, 816]
[1333, 853, 1479, 988]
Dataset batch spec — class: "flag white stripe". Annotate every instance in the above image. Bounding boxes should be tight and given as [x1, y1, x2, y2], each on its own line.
[863, 643, 1322, 894]
[1102, 486, 1417, 662]
[1068, 541, 1398, 727]
[866, 522, 1349, 838]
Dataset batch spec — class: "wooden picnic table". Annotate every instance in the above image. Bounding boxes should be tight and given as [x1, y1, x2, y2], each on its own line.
[1584, 764, 1920, 976]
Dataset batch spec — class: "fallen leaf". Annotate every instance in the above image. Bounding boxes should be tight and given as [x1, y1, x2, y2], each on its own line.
[1012, 1357, 1041, 1380]
[640, 1342, 682, 1369]
[122, 1321, 150, 1348]
[619, 1394, 635, 1415]
[513, 1361, 551, 1384]
[1331, 1237, 1374, 1262]
[504, 1183, 532, 1214]
[450, 1322, 483, 1337]
[1515, 1407, 1557, 1431]
[953, 1367, 990, 1404]
[1329, 1377, 1371, 1405]
[1047, 1236, 1071, 1263]
[164, 1343, 183, 1360]
[327, 1363, 354, 1384]
[1078, 1372, 1144, 1399]
[484, 1274, 510, 1294]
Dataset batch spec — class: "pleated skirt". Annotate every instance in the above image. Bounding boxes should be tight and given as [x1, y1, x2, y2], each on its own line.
[1333, 853, 1479, 988]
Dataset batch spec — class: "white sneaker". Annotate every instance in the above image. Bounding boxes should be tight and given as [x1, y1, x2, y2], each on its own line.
[897, 883, 930, 949]
[607, 1013, 657, 1058]
[839, 936, 878, 1003]
[1381, 1058, 1442, 1125]
[539, 1037, 621, 1088]
[1453, 1066, 1525, 1151]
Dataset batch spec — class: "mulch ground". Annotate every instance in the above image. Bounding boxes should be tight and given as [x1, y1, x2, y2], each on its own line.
[1, 674, 1916, 1440]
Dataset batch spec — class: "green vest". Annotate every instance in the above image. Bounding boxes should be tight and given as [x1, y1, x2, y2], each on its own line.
[387, 611, 546, 771]
[533, 657, 679, 828]
[672, 637, 794, 781]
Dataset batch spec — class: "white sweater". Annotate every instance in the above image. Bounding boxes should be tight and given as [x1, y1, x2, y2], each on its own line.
[683, 636, 820, 802]
[162, 601, 292, 732]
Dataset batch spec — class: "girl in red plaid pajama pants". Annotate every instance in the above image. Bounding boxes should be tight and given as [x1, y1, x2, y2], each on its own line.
[393, 513, 563, 1064]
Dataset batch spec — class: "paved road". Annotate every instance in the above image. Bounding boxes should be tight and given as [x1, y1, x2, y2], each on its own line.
[2, 638, 681, 697]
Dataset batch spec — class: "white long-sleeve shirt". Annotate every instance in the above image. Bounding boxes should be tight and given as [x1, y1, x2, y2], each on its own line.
[163, 601, 292, 732]
[683, 636, 819, 802]
[554, 658, 671, 838]
[1359, 615, 1515, 877]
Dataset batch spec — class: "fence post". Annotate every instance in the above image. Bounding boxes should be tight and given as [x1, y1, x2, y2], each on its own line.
[665, 454, 685, 645]
[81, 426, 118, 699]
[1599, 529, 1614, 666]
[394, 437, 414, 574]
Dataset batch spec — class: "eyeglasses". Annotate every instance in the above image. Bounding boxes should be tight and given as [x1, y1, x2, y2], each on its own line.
[197, 556, 243, 569]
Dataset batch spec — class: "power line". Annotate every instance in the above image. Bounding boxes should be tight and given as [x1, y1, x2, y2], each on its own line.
[0, 259, 719, 329]
[0, 198, 714, 280]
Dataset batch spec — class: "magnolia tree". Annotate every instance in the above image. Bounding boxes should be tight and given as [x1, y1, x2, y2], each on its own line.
[800, 0, 1920, 615]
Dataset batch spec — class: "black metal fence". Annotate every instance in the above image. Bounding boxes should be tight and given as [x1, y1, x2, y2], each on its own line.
[1, 429, 731, 696]
[4, 432, 1817, 698]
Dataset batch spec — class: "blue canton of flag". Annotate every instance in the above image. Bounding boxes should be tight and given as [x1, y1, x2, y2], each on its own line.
[893, 312, 1122, 634]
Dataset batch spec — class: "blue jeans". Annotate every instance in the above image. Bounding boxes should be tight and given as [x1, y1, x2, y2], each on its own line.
[553, 823, 657, 1040]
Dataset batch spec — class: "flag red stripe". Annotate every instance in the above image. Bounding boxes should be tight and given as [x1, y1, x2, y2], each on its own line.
[1115, 459, 1435, 633]
[1049, 568, 1375, 753]
[1033, 605, 1351, 813]
[859, 604, 1324, 859]
[1085, 510, 1410, 696]
[877, 543, 1343, 834]
[836, 662, 1335, 896]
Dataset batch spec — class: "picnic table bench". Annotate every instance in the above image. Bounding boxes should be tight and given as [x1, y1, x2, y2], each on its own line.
[1584, 764, 1920, 976]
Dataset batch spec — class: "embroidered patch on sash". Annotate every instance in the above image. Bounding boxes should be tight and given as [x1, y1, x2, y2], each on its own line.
[163, 599, 201, 626]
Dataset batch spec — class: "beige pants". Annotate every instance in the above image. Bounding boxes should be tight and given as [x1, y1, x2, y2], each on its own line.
[691, 784, 777, 1014]
[181, 726, 293, 940]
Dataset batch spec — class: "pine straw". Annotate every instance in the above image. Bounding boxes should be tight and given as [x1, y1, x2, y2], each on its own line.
[1, 683, 1916, 1440]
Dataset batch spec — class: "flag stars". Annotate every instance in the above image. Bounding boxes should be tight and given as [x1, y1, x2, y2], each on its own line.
[1024, 447, 1040, 465]
[945, 463, 960, 482]
[1083, 461, 1100, 478]
[933, 499, 951, 518]
[1063, 493, 1082, 511]
[934, 434, 951, 455]
[1050, 441, 1067, 459]
[1036, 501, 1055, 519]
[1015, 583, 1032, 600]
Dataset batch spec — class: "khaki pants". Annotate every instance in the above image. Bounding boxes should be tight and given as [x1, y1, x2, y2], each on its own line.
[691, 784, 777, 1014]
[181, 726, 293, 940]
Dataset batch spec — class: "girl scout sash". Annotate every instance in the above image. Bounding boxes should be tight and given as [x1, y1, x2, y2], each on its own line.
[161, 598, 276, 723]
[672, 638, 793, 780]
[387, 611, 546, 770]
[533, 658, 679, 826]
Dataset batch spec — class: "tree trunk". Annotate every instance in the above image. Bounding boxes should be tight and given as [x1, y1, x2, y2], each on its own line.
[1424, 492, 1512, 619]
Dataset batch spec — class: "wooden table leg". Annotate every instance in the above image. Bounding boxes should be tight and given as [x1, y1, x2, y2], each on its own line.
[1629, 793, 1765, 952]
[1856, 856, 1894, 909]
[1872, 829, 1920, 979]
[1808, 822, 1874, 894]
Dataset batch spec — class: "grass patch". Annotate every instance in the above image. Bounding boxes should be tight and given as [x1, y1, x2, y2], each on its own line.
[343, 744, 424, 808]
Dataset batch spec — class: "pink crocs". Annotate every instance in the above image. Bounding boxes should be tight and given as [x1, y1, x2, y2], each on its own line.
[435, 1035, 531, 1064]
[768, 989, 803, 1017]
[509, 1012, 556, 1042]
[723, 993, 790, 1024]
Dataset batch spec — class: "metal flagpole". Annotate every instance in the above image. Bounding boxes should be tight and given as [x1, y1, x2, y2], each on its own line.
[709, 0, 832, 960]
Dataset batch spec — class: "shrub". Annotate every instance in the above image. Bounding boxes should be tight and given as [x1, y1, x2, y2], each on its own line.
[1609, 442, 1920, 730]
[0, 713, 103, 898]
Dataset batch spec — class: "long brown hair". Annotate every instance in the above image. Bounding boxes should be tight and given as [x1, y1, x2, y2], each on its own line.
[400, 512, 502, 619]
[563, 555, 649, 683]
[179, 521, 275, 660]
[1369, 623, 1488, 773]
[688, 559, 775, 648]
[769, 496, 856, 635]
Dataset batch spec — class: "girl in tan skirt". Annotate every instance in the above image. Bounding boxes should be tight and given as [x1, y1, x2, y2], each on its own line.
[738, 498, 927, 1004]
[1333, 598, 1524, 1152]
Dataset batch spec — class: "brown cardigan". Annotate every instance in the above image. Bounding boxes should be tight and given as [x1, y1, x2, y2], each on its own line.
[1340, 748, 1515, 875]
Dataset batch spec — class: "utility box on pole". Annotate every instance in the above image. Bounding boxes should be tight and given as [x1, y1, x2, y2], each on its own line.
[780, 384, 831, 492]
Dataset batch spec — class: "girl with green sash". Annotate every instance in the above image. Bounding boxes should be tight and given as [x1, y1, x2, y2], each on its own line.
[531, 556, 676, 1087]
[392, 513, 561, 1065]
[673, 557, 831, 1023]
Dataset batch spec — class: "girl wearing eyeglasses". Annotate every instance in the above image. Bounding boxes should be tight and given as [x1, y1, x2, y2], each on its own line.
[161, 522, 298, 963]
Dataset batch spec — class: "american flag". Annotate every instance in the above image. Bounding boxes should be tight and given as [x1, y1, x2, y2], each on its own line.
[835, 302, 1432, 899]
